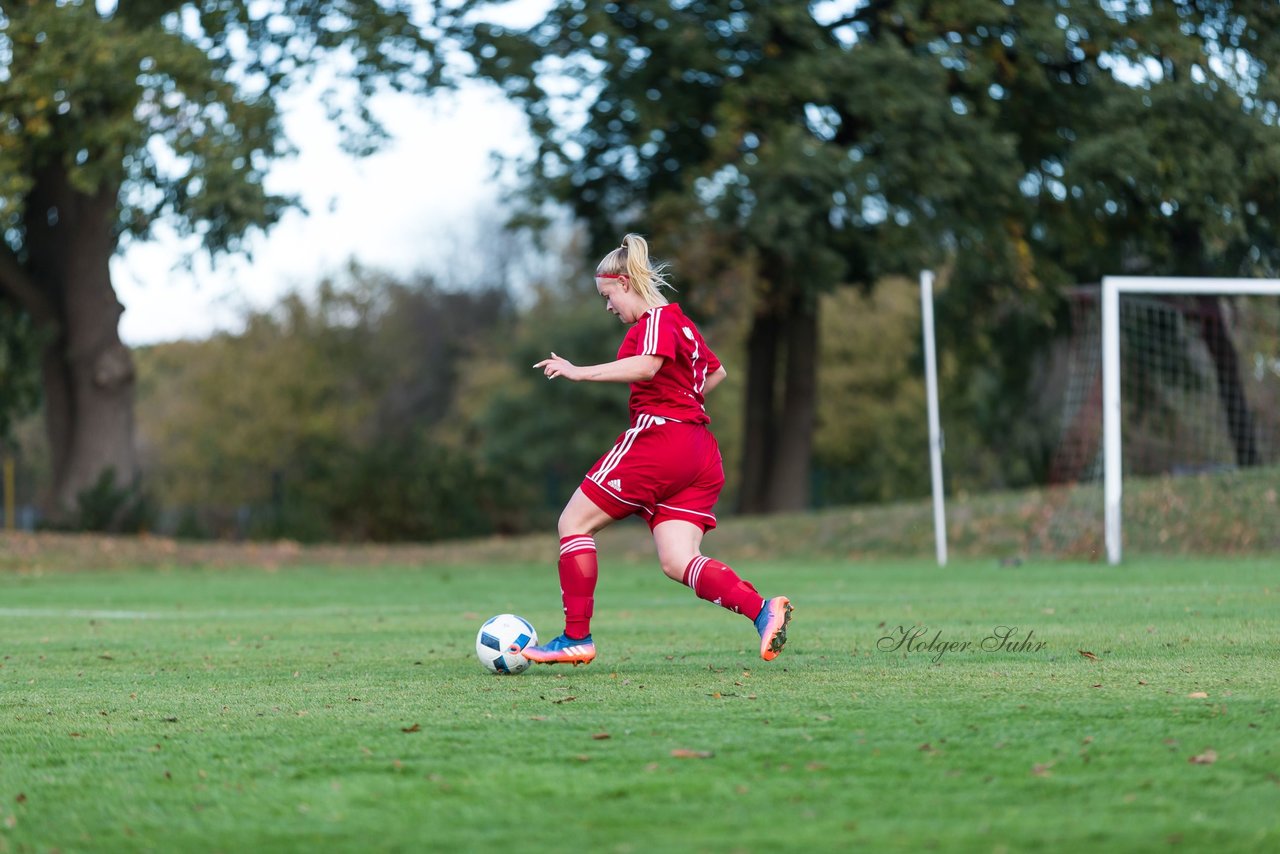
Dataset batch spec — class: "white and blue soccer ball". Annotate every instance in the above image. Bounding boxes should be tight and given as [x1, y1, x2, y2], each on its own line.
[475, 614, 538, 674]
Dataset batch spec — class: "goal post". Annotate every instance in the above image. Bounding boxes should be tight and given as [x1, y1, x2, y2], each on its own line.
[1102, 276, 1280, 564]
[920, 270, 947, 567]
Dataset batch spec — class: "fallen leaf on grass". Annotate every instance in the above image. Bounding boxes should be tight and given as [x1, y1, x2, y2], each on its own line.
[1078, 650, 1098, 661]
[1187, 691, 1209, 699]
[670, 749, 713, 759]
[1188, 749, 1218, 765]
[1031, 763, 1054, 777]
[15, 794, 26, 804]
[591, 733, 611, 740]
[401, 723, 421, 733]
[552, 696, 576, 705]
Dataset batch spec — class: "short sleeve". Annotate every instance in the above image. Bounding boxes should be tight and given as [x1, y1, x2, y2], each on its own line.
[636, 306, 678, 360]
[703, 339, 721, 373]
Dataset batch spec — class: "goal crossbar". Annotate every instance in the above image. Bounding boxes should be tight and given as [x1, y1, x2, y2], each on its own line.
[1101, 275, 1280, 564]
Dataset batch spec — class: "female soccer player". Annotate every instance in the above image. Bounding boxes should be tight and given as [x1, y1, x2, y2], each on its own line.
[523, 233, 792, 666]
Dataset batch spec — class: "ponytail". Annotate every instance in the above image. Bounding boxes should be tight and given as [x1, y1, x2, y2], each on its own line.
[596, 233, 673, 307]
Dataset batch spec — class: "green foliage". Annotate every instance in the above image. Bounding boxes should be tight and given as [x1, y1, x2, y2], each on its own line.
[318, 432, 515, 542]
[814, 278, 930, 504]
[136, 266, 521, 542]
[439, 1, 1280, 301]
[71, 467, 157, 534]
[439, 1, 1280, 500]
[0, 0, 437, 255]
[0, 0, 445, 519]
[0, 298, 42, 444]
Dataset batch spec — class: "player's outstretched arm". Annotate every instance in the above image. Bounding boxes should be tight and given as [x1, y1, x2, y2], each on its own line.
[534, 352, 664, 383]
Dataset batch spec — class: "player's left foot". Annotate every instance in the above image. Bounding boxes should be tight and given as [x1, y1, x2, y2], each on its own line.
[754, 596, 792, 661]
[522, 633, 597, 666]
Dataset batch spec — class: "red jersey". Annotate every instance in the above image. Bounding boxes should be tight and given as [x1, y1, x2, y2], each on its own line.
[617, 303, 721, 425]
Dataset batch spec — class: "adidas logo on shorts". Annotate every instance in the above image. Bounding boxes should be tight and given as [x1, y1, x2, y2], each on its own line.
[607, 478, 622, 492]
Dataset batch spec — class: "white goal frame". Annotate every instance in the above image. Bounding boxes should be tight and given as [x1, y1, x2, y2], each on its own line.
[1102, 276, 1280, 564]
[920, 271, 947, 567]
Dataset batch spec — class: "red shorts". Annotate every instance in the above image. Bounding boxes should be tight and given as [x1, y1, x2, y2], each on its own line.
[580, 415, 725, 531]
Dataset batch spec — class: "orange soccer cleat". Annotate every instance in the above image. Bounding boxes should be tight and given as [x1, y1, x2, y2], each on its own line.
[754, 597, 793, 661]
[521, 633, 597, 666]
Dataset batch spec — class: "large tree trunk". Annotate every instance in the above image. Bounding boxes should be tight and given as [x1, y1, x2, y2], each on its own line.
[737, 277, 819, 515]
[766, 296, 818, 512]
[23, 163, 137, 516]
[738, 308, 779, 514]
[1195, 295, 1258, 467]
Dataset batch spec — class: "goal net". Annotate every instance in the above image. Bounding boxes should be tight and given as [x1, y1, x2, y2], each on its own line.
[1030, 278, 1280, 562]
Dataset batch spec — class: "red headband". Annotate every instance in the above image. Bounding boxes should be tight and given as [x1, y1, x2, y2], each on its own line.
[595, 273, 626, 279]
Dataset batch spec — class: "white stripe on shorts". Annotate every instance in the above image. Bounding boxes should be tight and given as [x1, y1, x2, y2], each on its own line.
[589, 413, 657, 485]
[656, 502, 717, 523]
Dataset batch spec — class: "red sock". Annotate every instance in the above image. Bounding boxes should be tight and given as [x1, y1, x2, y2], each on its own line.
[682, 556, 764, 620]
[559, 535, 598, 639]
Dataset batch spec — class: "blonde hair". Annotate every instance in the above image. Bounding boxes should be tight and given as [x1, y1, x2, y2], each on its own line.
[595, 233, 673, 308]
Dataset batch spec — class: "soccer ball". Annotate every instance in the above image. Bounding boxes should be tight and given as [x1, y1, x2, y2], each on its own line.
[475, 614, 538, 675]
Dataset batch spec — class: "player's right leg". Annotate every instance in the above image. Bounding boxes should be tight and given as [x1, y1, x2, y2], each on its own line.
[523, 488, 615, 666]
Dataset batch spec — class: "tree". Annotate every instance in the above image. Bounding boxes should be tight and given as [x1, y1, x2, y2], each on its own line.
[933, 2, 1280, 486]
[813, 278, 929, 505]
[435, 0, 1280, 512]
[0, 0, 435, 516]
[0, 298, 42, 445]
[135, 264, 520, 541]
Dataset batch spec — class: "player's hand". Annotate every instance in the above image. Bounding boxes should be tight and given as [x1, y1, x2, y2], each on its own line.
[533, 352, 578, 381]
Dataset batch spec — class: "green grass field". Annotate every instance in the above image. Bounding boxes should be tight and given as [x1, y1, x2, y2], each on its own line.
[1, 554, 1277, 852]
